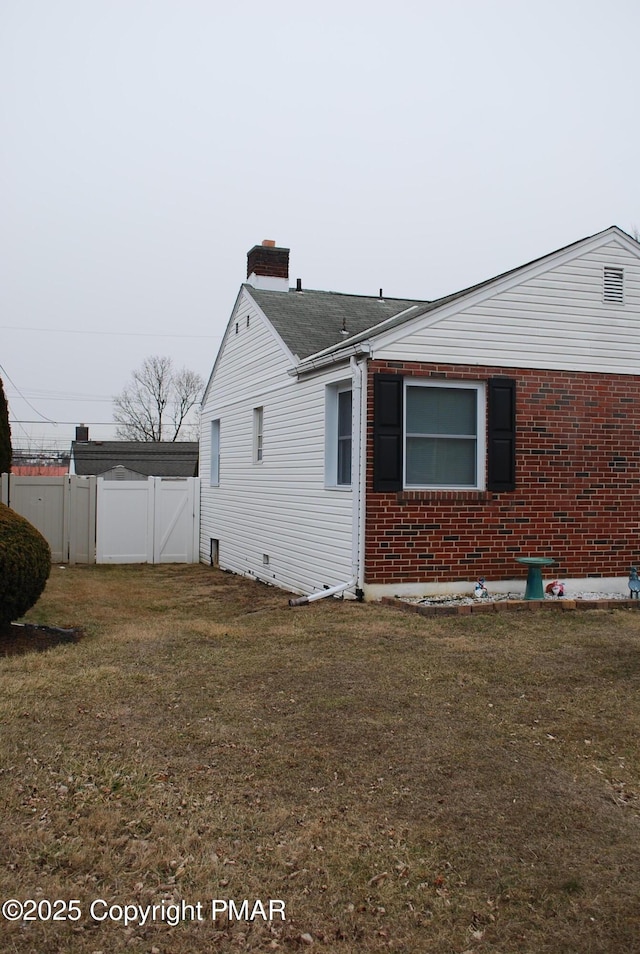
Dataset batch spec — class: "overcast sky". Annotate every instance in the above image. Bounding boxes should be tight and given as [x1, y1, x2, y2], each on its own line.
[2, 0, 639, 453]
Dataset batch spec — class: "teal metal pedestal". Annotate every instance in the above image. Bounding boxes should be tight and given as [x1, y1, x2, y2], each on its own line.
[517, 556, 556, 600]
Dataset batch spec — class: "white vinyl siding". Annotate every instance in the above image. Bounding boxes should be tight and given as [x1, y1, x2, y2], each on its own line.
[377, 240, 640, 374]
[200, 289, 354, 596]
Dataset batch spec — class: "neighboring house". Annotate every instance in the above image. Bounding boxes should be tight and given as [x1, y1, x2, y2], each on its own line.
[9, 451, 70, 476]
[71, 439, 198, 480]
[199, 229, 640, 600]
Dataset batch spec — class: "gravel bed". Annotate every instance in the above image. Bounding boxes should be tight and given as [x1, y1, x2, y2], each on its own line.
[402, 591, 633, 606]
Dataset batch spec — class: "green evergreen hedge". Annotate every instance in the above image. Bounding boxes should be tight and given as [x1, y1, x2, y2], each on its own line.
[0, 504, 51, 625]
[0, 376, 11, 475]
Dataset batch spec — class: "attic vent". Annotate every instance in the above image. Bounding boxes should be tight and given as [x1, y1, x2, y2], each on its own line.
[604, 266, 624, 304]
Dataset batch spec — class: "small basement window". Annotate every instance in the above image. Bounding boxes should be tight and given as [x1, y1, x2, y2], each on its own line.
[604, 266, 624, 304]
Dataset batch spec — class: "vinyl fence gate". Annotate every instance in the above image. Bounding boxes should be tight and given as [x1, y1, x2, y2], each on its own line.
[96, 477, 200, 564]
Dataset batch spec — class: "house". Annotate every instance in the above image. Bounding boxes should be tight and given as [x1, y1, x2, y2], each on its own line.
[71, 434, 198, 480]
[199, 229, 640, 600]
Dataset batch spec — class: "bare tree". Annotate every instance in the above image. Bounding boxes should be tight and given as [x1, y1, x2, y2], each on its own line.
[113, 356, 204, 441]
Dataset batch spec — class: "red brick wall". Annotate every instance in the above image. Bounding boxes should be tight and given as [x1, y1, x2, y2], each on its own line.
[365, 360, 640, 583]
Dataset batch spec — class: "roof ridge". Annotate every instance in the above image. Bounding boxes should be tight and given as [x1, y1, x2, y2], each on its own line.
[244, 283, 429, 304]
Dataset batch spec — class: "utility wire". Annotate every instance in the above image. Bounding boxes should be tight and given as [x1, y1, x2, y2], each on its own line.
[1, 325, 221, 339]
[11, 420, 115, 425]
[8, 395, 114, 404]
[0, 363, 57, 437]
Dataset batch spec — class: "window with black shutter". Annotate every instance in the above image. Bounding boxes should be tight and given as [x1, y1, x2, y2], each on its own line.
[372, 373, 516, 492]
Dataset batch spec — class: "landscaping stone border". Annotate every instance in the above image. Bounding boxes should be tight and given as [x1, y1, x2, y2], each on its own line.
[381, 597, 640, 617]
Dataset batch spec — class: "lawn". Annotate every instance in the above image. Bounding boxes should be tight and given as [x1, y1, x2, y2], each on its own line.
[1, 564, 640, 953]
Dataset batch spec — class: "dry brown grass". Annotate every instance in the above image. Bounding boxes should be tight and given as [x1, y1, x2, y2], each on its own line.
[1, 565, 640, 953]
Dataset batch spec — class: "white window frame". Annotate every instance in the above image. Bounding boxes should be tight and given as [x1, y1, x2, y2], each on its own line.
[404, 379, 486, 490]
[210, 419, 220, 486]
[253, 406, 264, 464]
[325, 382, 352, 489]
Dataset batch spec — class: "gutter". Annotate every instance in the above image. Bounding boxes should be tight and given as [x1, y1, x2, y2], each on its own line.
[289, 343, 372, 378]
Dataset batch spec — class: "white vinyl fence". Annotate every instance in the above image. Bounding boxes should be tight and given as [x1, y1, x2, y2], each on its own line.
[1, 474, 96, 563]
[1, 474, 200, 565]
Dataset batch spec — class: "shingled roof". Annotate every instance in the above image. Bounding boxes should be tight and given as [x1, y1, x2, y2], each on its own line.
[246, 285, 430, 360]
[245, 227, 632, 365]
[71, 441, 199, 478]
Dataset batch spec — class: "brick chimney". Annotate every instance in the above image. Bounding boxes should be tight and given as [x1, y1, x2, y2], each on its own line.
[246, 239, 290, 291]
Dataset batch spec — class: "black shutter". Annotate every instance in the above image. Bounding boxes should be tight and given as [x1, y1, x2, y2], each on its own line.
[487, 377, 516, 492]
[373, 374, 403, 492]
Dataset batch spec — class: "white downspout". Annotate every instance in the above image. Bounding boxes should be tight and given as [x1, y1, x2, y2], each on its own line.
[350, 355, 366, 599]
[288, 355, 367, 608]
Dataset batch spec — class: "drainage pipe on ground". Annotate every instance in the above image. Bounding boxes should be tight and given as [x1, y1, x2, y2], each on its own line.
[289, 578, 357, 607]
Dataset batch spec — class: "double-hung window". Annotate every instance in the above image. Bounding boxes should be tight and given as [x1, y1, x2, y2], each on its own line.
[337, 389, 352, 485]
[405, 381, 485, 489]
[253, 407, 264, 463]
[210, 419, 220, 486]
[325, 383, 352, 487]
[373, 373, 514, 493]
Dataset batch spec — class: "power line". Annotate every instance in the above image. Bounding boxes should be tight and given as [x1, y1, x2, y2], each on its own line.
[11, 420, 115, 425]
[8, 394, 113, 404]
[0, 362, 57, 433]
[1, 325, 221, 339]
